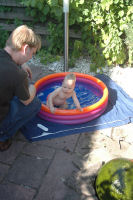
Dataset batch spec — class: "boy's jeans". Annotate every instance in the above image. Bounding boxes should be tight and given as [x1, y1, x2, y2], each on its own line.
[0, 96, 41, 141]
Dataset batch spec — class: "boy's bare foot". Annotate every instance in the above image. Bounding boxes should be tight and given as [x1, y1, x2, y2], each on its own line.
[0, 139, 12, 152]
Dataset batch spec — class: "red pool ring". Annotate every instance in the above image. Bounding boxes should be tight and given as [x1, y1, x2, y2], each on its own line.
[34, 72, 108, 124]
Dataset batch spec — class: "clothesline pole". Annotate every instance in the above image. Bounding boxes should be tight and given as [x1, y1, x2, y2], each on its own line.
[63, 0, 69, 72]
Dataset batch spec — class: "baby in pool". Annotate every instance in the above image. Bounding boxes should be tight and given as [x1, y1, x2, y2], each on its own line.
[46, 73, 82, 113]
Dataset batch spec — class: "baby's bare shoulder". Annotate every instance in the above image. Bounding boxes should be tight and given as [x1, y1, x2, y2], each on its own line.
[51, 87, 61, 96]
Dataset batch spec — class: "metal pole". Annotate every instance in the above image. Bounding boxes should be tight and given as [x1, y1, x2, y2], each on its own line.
[64, 12, 69, 72]
[63, 0, 69, 72]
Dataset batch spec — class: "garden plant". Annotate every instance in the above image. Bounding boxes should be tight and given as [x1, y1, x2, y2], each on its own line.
[0, 0, 133, 71]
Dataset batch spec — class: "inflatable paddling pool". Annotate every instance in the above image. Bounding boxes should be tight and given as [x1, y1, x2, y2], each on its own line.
[35, 72, 108, 124]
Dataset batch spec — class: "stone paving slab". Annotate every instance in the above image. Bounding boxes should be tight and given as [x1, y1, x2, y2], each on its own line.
[34, 150, 80, 200]
[35, 134, 80, 153]
[7, 154, 51, 188]
[0, 182, 36, 200]
[0, 140, 25, 164]
[0, 163, 9, 182]
[22, 142, 55, 159]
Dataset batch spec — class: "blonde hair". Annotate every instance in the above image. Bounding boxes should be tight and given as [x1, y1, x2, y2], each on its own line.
[64, 73, 76, 82]
[6, 25, 41, 51]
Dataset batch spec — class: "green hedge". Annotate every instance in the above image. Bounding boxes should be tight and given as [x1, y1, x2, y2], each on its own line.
[2, 0, 133, 69]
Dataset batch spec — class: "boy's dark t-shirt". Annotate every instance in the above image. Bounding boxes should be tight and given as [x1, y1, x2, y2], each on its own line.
[0, 49, 30, 122]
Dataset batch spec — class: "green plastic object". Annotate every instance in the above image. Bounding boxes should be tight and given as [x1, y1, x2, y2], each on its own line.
[95, 158, 133, 200]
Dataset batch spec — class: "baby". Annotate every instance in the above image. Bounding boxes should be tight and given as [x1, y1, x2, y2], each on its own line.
[46, 73, 82, 113]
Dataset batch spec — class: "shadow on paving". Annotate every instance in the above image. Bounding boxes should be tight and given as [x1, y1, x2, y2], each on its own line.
[0, 64, 103, 200]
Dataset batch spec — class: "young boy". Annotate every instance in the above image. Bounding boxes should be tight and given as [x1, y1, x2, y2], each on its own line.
[46, 73, 82, 113]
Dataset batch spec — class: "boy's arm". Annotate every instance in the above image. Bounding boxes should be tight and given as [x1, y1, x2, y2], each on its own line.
[72, 91, 82, 111]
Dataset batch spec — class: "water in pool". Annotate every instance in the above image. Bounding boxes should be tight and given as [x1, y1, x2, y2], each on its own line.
[37, 80, 102, 109]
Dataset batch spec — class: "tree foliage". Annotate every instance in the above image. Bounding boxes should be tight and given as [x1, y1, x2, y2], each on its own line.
[20, 0, 133, 68]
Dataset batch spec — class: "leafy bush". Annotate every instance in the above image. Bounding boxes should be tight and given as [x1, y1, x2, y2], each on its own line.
[36, 48, 61, 64]
[1, 0, 133, 70]
[20, 0, 132, 69]
[125, 22, 133, 66]
[0, 27, 9, 48]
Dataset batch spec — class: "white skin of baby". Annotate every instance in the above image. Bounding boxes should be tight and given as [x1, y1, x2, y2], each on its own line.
[46, 79, 82, 113]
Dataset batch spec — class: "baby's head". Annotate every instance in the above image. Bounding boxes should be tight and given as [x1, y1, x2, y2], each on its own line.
[62, 73, 76, 93]
[64, 73, 76, 82]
